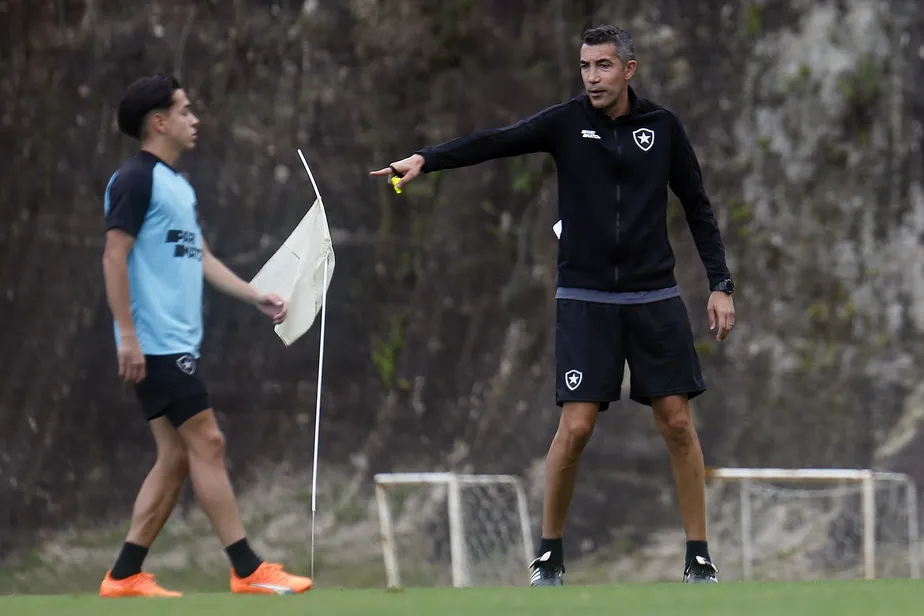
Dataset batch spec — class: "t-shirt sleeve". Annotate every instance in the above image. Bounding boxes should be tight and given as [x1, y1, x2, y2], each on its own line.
[105, 168, 152, 237]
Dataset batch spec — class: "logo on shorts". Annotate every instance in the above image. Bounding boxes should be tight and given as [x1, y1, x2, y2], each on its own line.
[176, 354, 196, 375]
[565, 369, 583, 391]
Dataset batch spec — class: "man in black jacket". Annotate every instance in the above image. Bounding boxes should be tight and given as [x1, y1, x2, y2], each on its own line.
[371, 25, 735, 585]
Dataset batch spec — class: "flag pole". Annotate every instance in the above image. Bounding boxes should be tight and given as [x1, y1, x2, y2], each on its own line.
[296, 148, 329, 582]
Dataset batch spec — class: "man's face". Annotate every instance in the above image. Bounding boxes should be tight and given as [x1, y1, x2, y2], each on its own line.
[580, 43, 637, 111]
[152, 89, 199, 150]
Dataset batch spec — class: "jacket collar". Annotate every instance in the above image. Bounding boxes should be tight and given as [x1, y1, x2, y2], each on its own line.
[584, 84, 641, 125]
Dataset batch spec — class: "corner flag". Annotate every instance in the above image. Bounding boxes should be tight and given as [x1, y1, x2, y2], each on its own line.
[250, 197, 335, 346]
[250, 152, 335, 346]
[248, 149, 333, 582]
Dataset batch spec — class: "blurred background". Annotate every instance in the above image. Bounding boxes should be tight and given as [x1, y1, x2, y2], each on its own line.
[2, 0, 924, 594]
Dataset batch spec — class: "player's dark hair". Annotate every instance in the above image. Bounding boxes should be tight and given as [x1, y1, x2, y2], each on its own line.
[582, 25, 636, 63]
[117, 74, 182, 140]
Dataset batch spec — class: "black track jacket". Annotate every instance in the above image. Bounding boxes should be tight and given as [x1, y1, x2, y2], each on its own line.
[416, 86, 731, 293]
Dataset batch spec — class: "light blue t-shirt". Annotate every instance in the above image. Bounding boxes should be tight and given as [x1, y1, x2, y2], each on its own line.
[104, 151, 204, 357]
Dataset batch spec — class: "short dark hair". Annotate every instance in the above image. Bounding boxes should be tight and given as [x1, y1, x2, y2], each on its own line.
[581, 25, 636, 63]
[117, 74, 182, 140]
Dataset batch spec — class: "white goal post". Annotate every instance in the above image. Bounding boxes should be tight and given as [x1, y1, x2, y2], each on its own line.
[374, 472, 534, 588]
[705, 467, 921, 581]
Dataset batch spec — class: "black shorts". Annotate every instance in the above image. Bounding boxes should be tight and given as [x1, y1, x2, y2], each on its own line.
[555, 297, 706, 410]
[134, 353, 212, 428]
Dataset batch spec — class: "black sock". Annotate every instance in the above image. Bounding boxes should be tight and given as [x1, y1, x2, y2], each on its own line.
[685, 540, 710, 566]
[225, 538, 263, 578]
[537, 537, 564, 566]
[111, 542, 149, 580]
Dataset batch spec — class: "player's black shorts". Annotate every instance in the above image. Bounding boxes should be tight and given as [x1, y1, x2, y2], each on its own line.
[555, 297, 706, 410]
[134, 353, 212, 428]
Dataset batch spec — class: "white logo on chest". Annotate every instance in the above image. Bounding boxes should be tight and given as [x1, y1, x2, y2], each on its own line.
[581, 129, 601, 140]
[632, 128, 655, 151]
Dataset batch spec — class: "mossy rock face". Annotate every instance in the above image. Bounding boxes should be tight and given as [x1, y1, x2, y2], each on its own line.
[3, 0, 924, 589]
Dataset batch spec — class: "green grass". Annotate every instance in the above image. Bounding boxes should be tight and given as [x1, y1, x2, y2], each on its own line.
[0, 555, 391, 595]
[2, 581, 923, 616]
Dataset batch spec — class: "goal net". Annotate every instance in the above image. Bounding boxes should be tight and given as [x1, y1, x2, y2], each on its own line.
[705, 468, 921, 581]
[373, 472, 534, 588]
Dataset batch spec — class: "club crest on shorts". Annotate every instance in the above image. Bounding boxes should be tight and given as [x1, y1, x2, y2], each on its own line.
[176, 354, 196, 375]
[564, 369, 583, 391]
[632, 128, 655, 151]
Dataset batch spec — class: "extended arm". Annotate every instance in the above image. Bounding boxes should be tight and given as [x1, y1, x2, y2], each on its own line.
[416, 106, 559, 173]
[371, 104, 562, 190]
[202, 238, 288, 325]
[202, 239, 260, 304]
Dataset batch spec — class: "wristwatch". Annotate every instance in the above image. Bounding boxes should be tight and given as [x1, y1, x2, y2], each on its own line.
[711, 277, 735, 295]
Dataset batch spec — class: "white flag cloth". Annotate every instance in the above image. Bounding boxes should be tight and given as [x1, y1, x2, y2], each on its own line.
[250, 198, 335, 346]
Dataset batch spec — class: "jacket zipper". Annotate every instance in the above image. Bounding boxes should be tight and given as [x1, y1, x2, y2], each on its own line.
[614, 128, 621, 282]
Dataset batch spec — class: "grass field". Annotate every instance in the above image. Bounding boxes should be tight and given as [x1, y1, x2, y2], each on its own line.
[2, 581, 922, 616]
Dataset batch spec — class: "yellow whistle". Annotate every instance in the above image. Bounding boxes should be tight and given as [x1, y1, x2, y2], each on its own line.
[391, 176, 402, 194]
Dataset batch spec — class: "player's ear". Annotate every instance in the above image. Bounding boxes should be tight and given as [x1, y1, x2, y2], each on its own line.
[624, 59, 638, 80]
[149, 110, 166, 135]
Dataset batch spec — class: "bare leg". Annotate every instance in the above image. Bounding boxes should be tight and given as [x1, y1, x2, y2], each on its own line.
[108, 417, 188, 581]
[174, 409, 311, 591]
[541, 402, 599, 539]
[124, 417, 189, 546]
[176, 409, 247, 546]
[652, 395, 706, 541]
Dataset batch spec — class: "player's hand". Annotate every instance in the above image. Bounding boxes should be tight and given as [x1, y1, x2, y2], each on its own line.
[117, 334, 146, 384]
[369, 154, 425, 191]
[256, 293, 288, 325]
[708, 292, 735, 341]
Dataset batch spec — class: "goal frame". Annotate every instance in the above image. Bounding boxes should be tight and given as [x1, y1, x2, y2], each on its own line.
[705, 467, 921, 580]
[373, 472, 534, 588]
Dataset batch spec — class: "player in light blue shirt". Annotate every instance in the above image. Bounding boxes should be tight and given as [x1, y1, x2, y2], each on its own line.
[100, 74, 312, 597]
[103, 149, 205, 356]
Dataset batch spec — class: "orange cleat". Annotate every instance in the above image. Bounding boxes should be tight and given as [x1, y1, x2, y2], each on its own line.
[230, 562, 313, 595]
[99, 570, 183, 598]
